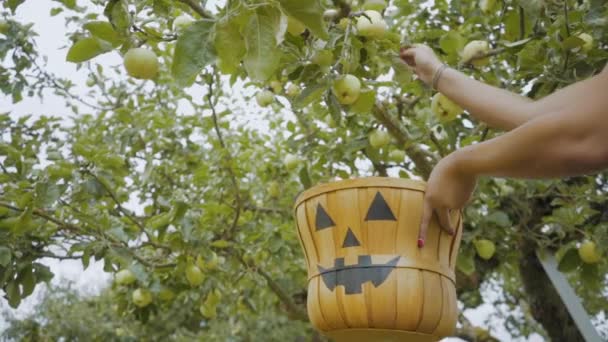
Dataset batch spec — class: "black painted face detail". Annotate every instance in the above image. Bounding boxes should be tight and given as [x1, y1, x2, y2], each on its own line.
[365, 192, 397, 221]
[314, 193, 400, 294]
[315, 204, 335, 231]
[317, 256, 400, 294]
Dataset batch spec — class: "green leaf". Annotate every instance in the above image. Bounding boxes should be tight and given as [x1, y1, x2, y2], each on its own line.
[486, 211, 511, 228]
[214, 18, 246, 75]
[350, 89, 376, 114]
[279, 0, 328, 40]
[104, 0, 131, 34]
[243, 7, 283, 82]
[325, 91, 342, 126]
[83, 21, 124, 47]
[172, 20, 216, 87]
[439, 31, 466, 55]
[456, 248, 476, 276]
[293, 83, 326, 108]
[557, 247, 581, 273]
[6, 0, 25, 14]
[299, 166, 312, 189]
[562, 36, 585, 50]
[66, 37, 112, 63]
[6, 281, 21, 308]
[0, 247, 11, 267]
[19, 267, 36, 297]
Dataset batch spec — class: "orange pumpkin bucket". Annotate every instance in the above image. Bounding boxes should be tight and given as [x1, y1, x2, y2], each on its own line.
[293, 177, 463, 342]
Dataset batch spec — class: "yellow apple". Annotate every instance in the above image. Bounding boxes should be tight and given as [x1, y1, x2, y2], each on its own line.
[461, 40, 490, 67]
[578, 240, 601, 264]
[186, 264, 205, 286]
[115, 269, 136, 285]
[474, 239, 496, 260]
[356, 10, 387, 38]
[256, 90, 274, 107]
[431, 93, 463, 122]
[123, 48, 159, 80]
[369, 129, 391, 148]
[578, 33, 593, 53]
[132, 288, 153, 307]
[332, 74, 361, 105]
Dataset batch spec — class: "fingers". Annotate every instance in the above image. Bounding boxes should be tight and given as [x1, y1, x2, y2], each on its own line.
[400, 46, 417, 67]
[436, 207, 455, 235]
[418, 200, 432, 248]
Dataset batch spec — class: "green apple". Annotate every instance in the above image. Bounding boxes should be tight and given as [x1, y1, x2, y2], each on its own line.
[479, 0, 496, 14]
[578, 33, 593, 53]
[268, 181, 280, 198]
[369, 129, 391, 148]
[431, 93, 462, 122]
[286, 84, 301, 97]
[123, 48, 159, 80]
[312, 49, 334, 67]
[115, 269, 137, 285]
[323, 9, 339, 21]
[158, 287, 175, 301]
[287, 17, 306, 36]
[363, 0, 387, 11]
[132, 288, 153, 307]
[86, 77, 96, 87]
[284, 153, 300, 170]
[0, 20, 9, 35]
[389, 149, 406, 163]
[270, 80, 282, 93]
[332, 74, 361, 105]
[474, 239, 496, 260]
[578, 240, 601, 264]
[186, 264, 205, 286]
[461, 40, 490, 67]
[256, 90, 274, 107]
[356, 10, 387, 38]
[173, 15, 194, 32]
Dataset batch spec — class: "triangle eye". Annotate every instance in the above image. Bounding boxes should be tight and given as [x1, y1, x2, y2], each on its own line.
[365, 192, 397, 221]
[315, 204, 336, 231]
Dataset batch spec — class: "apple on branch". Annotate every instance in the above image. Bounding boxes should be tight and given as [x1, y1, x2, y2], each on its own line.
[461, 40, 490, 67]
[369, 129, 391, 148]
[356, 10, 387, 38]
[123, 48, 159, 80]
[332, 74, 361, 105]
[256, 90, 274, 107]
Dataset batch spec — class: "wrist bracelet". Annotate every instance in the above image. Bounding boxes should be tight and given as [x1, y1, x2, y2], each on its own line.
[432, 63, 448, 91]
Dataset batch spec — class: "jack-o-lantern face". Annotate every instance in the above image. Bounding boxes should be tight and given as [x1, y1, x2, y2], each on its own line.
[294, 178, 461, 339]
[315, 192, 400, 294]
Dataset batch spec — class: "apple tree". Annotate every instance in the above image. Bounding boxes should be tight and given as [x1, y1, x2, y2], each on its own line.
[1, 0, 607, 340]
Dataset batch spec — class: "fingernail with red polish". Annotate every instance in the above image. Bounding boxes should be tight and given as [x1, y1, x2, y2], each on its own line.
[417, 239, 425, 248]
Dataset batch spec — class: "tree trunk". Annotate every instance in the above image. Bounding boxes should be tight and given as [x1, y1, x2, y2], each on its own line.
[519, 238, 585, 341]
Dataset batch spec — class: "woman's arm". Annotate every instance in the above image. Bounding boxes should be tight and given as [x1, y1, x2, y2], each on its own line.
[401, 45, 608, 131]
[418, 70, 608, 237]
[437, 67, 608, 131]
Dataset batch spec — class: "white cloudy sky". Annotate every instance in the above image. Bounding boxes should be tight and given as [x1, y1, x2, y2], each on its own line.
[0, 1, 561, 341]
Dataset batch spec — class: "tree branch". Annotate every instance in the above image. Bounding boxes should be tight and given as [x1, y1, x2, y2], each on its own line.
[177, 0, 214, 19]
[206, 71, 241, 240]
[235, 252, 308, 322]
[372, 102, 436, 179]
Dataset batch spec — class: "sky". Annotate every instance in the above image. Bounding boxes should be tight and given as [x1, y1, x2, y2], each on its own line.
[0, 1, 568, 340]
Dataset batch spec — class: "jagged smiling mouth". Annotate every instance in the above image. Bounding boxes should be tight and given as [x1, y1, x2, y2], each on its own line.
[317, 255, 400, 295]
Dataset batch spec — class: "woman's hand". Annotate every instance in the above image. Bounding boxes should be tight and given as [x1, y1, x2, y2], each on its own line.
[400, 44, 443, 86]
[419, 152, 477, 246]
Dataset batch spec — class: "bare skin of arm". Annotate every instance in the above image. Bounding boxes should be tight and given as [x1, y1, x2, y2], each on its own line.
[401, 45, 608, 131]
[400, 45, 608, 243]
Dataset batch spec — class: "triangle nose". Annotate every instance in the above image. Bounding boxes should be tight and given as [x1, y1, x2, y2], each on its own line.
[342, 227, 361, 248]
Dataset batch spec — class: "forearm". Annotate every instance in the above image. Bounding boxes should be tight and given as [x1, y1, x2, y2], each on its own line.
[451, 110, 608, 179]
[436, 67, 533, 131]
